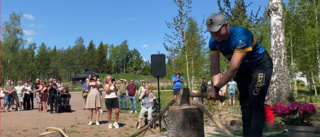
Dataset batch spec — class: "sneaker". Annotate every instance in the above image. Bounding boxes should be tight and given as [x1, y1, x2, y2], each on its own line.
[113, 122, 119, 129]
[130, 111, 133, 113]
[134, 111, 137, 113]
[100, 109, 103, 114]
[88, 121, 92, 125]
[96, 121, 100, 126]
[108, 123, 113, 129]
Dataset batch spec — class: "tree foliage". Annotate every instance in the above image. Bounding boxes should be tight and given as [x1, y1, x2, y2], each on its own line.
[1, 13, 148, 83]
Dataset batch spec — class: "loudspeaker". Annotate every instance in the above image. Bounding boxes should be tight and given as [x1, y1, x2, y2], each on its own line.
[151, 54, 166, 78]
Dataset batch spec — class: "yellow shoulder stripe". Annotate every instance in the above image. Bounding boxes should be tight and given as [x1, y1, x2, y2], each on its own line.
[210, 50, 219, 54]
[225, 55, 232, 59]
[235, 47, 252, 53]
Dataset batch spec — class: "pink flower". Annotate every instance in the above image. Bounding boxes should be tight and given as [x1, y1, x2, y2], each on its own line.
[299, 103, 316, 114]
[273, 102, 316, 126]
[288, 101, 300, 111]
[273, 103, 289, 115]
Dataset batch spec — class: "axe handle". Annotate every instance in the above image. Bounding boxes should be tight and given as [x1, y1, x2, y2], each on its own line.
[189, 92, 208, 98]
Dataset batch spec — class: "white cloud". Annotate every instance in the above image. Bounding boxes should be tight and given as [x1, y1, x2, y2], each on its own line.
[23, 14, 35, 20]
[26, 37, 33, 42]
[23, 29, 38, 36]
[142, 44, 149, 48]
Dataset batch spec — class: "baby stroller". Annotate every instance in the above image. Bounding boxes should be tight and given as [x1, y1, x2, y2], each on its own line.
[57, 87, 72, 113]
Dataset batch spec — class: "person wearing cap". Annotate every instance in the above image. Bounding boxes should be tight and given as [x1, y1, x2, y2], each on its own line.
[206, 13, 273, 137]
[118, 79, 128, 110]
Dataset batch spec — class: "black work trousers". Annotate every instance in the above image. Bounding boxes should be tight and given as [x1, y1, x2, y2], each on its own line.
[236, 52, 273, 137]
[23, 94, 31, 110]
[49, 93, 58, 113]
[29, 92, 34, 110]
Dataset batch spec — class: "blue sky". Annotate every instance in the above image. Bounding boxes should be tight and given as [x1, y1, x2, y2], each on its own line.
[1, 0, 282, 61]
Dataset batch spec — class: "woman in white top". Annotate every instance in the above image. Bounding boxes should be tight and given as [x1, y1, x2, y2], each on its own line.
[23, 82, 32, 110]
[15, 81, 24, 111]
[104, 75, 120, 129]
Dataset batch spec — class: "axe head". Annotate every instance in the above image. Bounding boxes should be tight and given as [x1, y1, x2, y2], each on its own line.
[180, 88, 191, 108]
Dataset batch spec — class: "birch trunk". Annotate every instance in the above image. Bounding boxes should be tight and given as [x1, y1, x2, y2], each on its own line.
[191, 58, 194, 91]
[186, 53, 191, 90]
[268, 0, 291, 104]
[311, 71, 317, 97]
[290, 37, 297, 98]
[183, 31, 191, 90]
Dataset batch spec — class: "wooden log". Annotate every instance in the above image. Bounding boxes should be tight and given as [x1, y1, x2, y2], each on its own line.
[167, 106, 204, 137]
[38, 131, 63, 137]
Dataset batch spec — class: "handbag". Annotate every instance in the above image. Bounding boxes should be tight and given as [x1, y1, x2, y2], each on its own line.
[82, 90, 88, 98]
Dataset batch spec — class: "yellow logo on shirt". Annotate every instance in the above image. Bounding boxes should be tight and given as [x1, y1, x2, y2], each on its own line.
[207, 19, 213, 25]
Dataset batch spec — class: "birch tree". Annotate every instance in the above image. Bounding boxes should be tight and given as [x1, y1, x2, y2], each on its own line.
[268, 0, 291, 103]
[164, 0, 193, 89]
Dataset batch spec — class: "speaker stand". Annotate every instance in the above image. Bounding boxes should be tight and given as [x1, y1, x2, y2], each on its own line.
[157, 76, 161, 132]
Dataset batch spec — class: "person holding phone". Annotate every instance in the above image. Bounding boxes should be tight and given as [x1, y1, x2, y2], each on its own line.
[172, 70, 183, 102]
[104, 75, 120, 129]
[86, 74, 101, 126]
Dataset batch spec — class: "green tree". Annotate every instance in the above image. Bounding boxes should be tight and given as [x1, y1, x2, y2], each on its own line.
[1, 12, 25, 81]
[73, 36, 87, 74]
[110, 45, 122, 73]
[49, 46, 60, 79]
[183, 18, 207, 88]
[25, 42, 37, 81]
[86, 40, 96, 71]
[140, 60, 151, 75]
[34, 42, 51, 79]
[163, 0, 194, 89]
[286, 0, 319, 97]
[127, 48, 144, 74]
[95, 41, 108, 73]
[120, 40, 130, 74]
[108, 44, 116, 73]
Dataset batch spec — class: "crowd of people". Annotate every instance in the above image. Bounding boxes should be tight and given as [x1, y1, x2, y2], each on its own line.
[1, 78, 69, 113]
[1, 75, 157, 130]
[80, 74, 157, 129]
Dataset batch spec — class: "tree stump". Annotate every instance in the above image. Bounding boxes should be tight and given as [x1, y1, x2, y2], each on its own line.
[167, 106, 204, 137]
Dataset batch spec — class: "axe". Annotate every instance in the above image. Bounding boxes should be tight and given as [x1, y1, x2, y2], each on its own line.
[180, 88, 219, 108]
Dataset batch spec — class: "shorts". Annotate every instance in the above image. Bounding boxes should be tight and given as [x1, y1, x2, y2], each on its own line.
[173, 89, 180, 96]
[229, 93, 235, 99]
[219, 96, 226, 103]
[105, 98, 119, 109]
